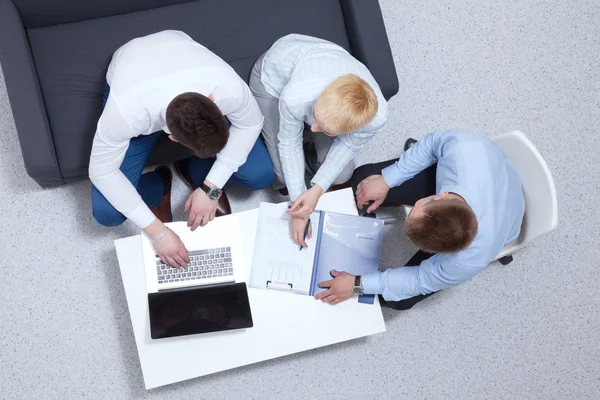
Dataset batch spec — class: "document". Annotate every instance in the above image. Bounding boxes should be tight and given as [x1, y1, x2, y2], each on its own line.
[249, 203, 322, 294]
[250, 202, 384, 303]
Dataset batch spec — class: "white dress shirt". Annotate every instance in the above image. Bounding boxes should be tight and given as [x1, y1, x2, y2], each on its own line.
[258, 34, 388, 200]
[89, 30, 264, 229]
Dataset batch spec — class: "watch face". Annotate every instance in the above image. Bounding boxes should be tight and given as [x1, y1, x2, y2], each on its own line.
[208, 188, 222, 201]
[352, 286, 363, 296]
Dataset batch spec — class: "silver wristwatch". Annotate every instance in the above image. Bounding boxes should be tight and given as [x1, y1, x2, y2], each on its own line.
[200, 182, 223, 201]
[352, 275, 364, 296]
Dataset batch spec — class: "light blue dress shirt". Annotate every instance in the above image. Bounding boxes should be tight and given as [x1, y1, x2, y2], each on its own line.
[361, 129, 525, 301]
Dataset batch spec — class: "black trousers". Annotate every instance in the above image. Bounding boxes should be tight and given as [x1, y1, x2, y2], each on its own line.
[352, 159, 439, 310]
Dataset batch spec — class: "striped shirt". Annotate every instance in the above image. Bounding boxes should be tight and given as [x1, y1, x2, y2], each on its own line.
[258, 34, 388, 200]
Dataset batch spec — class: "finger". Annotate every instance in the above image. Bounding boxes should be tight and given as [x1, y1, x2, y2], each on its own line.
[314, 288, 332, 300]
[356, 194, 365, 208]
[187, 209, 196, 227]
[189, 213, 202, 231]
[184, 195, 192, 213]
[290, 209, 311, 219]
[299, 232, 308, 248]
[330, 269, 340, 277]
[330, 298, 342, 305]
[367, 199, 383, 214]
[209, 211, 216, 222]
[159, 255, 168, 265]
[289, 198, 303, 212]
[200, 213, 210, 228]
[173, 254, 188, 269]
[165, 256, 177, 268]
[322, 294, 337, 304]
[178, 244, 190, 264]
[293, 225, 301, 245]
[288, 204, 308, 216]
[317, 279, 333, 288]
[308, 223, 313, 239]
[356, 184, 364, 197]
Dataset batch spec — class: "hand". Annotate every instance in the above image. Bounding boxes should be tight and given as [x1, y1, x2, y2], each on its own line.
[314, 270, 356, 305]
[356, 174, 390, 213]
[184, 184, 218, 231]
[288, 185, 324, 219]
[151, 229, 190, 269]
[290, 216, 312, 248]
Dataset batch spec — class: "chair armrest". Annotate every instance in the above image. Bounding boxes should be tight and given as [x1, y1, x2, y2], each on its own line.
[0, 0, 63, 188]
[340, 0, 399, 100]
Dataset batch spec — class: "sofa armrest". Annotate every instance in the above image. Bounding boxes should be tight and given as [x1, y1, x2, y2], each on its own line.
[340, 0, 399, 100]
[0, 0, 63, 188]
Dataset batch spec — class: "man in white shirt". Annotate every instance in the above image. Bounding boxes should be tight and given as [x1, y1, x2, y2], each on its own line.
[89, 30, 274, 268]
[249, 34, 388, 246]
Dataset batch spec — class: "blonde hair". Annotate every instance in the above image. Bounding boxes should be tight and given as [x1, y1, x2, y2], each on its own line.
[316, 74, 378, 134]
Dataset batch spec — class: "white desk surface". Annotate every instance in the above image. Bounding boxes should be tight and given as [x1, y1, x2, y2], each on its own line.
[114, 188, 386, 389]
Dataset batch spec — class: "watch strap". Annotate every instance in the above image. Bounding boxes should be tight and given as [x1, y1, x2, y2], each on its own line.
[200, 182, 212, 195]
[354, 275, 362, 288]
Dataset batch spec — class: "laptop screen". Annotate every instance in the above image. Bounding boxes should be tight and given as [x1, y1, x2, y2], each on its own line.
[148, 283, 253, 339]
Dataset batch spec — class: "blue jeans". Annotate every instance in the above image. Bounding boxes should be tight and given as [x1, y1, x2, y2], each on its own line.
[92, 83, 275, 227]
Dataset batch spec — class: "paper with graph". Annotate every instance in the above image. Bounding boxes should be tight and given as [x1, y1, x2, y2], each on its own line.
[249, 202, 322, 295]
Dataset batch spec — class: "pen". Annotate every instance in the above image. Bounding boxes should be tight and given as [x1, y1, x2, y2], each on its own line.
[299, 218, 310, 251]
[288, 205, 311, 251]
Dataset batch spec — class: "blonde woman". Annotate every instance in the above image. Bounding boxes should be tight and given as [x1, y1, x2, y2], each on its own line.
[250, 34, 388, 246]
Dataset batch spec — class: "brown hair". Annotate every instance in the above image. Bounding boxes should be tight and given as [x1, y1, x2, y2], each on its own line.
[166, 92, 229, 158]
[405, 200, 478, 253]
[316, 74, 378, 134]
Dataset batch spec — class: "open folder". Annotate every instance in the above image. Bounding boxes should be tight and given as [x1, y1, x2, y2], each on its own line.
[249, 202, 384, 302]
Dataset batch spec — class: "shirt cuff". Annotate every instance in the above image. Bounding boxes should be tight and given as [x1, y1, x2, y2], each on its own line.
[206, 159, 235, 189]
[128, 202, 157, 229]
[381, 164, 402, 188]
[361, 272, 381, 295]
[310, 174, 334, 194]
[289, 183, 308, 202]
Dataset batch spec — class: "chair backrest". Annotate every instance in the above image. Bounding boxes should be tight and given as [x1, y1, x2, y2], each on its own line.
[491, 130, 558, 258]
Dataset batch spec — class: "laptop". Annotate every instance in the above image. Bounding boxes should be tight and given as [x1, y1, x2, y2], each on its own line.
[141, 224, 253, 339]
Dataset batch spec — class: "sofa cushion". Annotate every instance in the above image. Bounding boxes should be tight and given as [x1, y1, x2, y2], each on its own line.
[27, 0, 351, 181]
[13, 0, 194, 29]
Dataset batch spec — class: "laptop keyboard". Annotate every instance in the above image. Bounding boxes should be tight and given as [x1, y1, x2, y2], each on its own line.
[156, 247, 233, 285]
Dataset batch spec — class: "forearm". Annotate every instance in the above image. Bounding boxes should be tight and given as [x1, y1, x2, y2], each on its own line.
[381, 130, 445, 187]
[206, 124, 262, 188]
[361, 267, 423, 301]
[143, 217, 167, 239]
[89, 129, 155, 229]
[277, 103, 307, 200]
[312, 130, 377, 190]
[362, 255, 485, 301]
[311, 144, 355, 192]
[207, 85, 264, 188]
[279, 143, 307, 201]
[90, 170, 156, 229]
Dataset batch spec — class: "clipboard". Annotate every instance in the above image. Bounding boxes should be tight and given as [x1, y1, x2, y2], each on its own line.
[249, 203, 384, 304]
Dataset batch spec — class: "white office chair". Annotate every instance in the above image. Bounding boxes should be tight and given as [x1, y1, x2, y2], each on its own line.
[377, 130, 558, 264]
[489, 130, 558, 263]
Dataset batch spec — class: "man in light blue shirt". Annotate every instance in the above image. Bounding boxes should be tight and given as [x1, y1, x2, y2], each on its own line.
[314, 129, 525, 309]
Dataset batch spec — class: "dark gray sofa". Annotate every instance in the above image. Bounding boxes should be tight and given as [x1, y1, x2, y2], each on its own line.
[0, 0, 399, 188]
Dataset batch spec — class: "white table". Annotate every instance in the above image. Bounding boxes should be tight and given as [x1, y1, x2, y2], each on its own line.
[115, 188, 386, 389]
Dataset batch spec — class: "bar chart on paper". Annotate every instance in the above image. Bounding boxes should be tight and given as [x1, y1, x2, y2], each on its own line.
[250, 203, 321, 294]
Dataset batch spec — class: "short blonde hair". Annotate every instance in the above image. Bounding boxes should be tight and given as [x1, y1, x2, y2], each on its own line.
[316, 74, 378, 134]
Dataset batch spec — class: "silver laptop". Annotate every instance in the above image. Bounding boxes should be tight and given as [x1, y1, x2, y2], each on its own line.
[141, 225, 239, 293]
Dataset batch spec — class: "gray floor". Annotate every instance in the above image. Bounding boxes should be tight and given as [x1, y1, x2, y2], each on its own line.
[1, 1, 599, 399]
